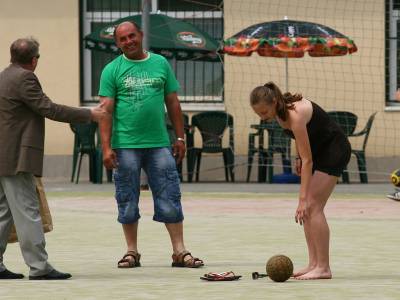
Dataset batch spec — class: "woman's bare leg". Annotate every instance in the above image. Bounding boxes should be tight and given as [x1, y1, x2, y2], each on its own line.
[292, 220, 317, 276]
[295, 171, 337, 280]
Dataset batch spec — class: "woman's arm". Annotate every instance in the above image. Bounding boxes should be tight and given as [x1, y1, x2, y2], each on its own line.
[294, 143, 301, 175]
[289, 113, 313, 225]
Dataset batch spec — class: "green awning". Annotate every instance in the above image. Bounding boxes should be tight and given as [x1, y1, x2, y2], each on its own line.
[84, 14, 220, 61]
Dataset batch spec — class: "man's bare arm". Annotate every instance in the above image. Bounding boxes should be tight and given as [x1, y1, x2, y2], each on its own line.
[165, 92, 185, 164]
[99, 96, 116, 169]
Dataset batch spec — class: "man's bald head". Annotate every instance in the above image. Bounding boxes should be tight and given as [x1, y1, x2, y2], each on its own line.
[113, 21, 145, 59]
[113, 21, 141, 42]
[10, 37, 40, 64]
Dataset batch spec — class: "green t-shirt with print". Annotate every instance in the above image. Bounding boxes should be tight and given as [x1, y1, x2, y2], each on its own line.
[99, 52, 179, 149]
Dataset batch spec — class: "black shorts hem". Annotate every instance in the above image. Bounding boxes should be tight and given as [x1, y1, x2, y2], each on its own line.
[312, 166, 344, 177]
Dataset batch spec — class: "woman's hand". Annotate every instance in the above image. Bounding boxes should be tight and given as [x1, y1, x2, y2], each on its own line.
[295, 200, 307, 225]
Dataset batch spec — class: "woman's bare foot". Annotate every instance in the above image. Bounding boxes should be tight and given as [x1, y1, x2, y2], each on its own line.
[292, 266, 315, 277]
[294, 267, 332, 280]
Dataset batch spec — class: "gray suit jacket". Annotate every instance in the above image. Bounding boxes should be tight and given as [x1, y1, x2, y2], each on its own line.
[0, 64, 91, 177]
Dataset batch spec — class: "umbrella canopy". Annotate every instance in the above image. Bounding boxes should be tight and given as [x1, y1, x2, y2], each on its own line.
[223, 20, 357, 58]
[84, 14, 220, 61]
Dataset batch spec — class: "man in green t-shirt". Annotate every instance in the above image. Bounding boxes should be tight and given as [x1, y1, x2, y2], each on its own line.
[99, 21, 203, 269]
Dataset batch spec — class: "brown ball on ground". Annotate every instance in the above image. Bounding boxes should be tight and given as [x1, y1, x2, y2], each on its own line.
[266, 255, 293, 282]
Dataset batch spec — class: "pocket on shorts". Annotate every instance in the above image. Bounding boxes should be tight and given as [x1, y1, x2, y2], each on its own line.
[114, 167, 134, 204]
[165, 167, 181, 200]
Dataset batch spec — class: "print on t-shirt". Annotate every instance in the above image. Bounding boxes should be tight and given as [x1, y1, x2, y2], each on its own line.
[123, 71, 163, 112]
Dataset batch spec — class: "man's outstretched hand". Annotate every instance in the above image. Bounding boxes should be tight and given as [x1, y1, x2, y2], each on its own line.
[90, 103, 107, 122]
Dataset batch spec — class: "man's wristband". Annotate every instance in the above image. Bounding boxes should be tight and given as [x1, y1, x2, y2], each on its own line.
[177, 137, 185, 143]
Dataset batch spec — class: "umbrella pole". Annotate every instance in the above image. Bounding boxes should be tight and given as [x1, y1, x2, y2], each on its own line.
[285, 55, 289, 92]
[142, 0, 151, 51]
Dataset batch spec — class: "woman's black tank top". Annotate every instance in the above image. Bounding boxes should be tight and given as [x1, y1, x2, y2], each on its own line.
[283, 101, 346, 157]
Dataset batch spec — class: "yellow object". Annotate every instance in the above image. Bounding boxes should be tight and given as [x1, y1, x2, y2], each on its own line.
[391, 169, 400, 187]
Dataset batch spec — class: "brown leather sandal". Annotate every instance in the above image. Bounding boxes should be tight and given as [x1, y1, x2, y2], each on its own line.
[200, 271, 242, 281]
[171, 250, 204, 268]
[117, 250, 141, 268]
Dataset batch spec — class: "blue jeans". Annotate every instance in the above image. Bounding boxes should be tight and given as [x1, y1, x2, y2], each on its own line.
[114, 148, 183, 224]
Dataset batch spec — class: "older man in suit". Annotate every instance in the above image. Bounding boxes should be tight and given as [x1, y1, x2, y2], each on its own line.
[0, 37, 104, 280]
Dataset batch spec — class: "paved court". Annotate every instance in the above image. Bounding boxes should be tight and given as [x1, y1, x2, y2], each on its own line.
[1, 181, 399, 300]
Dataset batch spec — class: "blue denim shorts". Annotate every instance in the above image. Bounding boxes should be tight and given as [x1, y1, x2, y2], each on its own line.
[113, 147, 184, 224]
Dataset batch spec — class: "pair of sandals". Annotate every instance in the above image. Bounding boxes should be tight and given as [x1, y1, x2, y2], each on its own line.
[118, 250, 204, 268]
[200, 271, 242, 281]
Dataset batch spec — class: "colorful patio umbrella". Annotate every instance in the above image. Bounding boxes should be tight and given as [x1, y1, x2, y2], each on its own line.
[84, 14, 220, 62]
[222, 19, 357, 90]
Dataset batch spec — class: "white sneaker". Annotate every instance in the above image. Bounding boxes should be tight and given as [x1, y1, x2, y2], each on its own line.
[386, 191, 400, 201]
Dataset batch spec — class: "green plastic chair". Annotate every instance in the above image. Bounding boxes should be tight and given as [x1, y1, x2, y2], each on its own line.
[187, 111, 234, 182]
[246, 122, 263, 182]
[347, 112, 377, 183]
[70, 122, 98, 183]
[247, 120, 293, 183]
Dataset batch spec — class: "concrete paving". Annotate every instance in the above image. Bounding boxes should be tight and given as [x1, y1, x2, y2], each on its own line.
[3, 180, 400, 300]
[42, 179, 394, 196]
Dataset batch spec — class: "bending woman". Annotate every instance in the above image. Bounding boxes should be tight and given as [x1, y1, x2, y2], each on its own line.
[250, 82, 351, 280]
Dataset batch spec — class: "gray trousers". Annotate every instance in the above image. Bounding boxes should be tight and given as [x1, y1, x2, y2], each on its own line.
[0, 173, 53, 276]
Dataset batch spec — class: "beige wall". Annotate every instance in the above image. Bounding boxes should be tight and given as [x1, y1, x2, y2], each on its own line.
[0, 0, 397, 169]
[0, 0, 80, 155]
[224, 0, 398, 158]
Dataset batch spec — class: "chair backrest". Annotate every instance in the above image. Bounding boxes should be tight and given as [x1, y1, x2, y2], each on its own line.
[261, 120, 291, 154]
[182, 114, 194, 149]
[191, 111, 234, 153]
[353, 112, 377, 151]
[327, 111, 358, 136]
[70, 122, 97, 152]
[183, 113, 190, 132]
